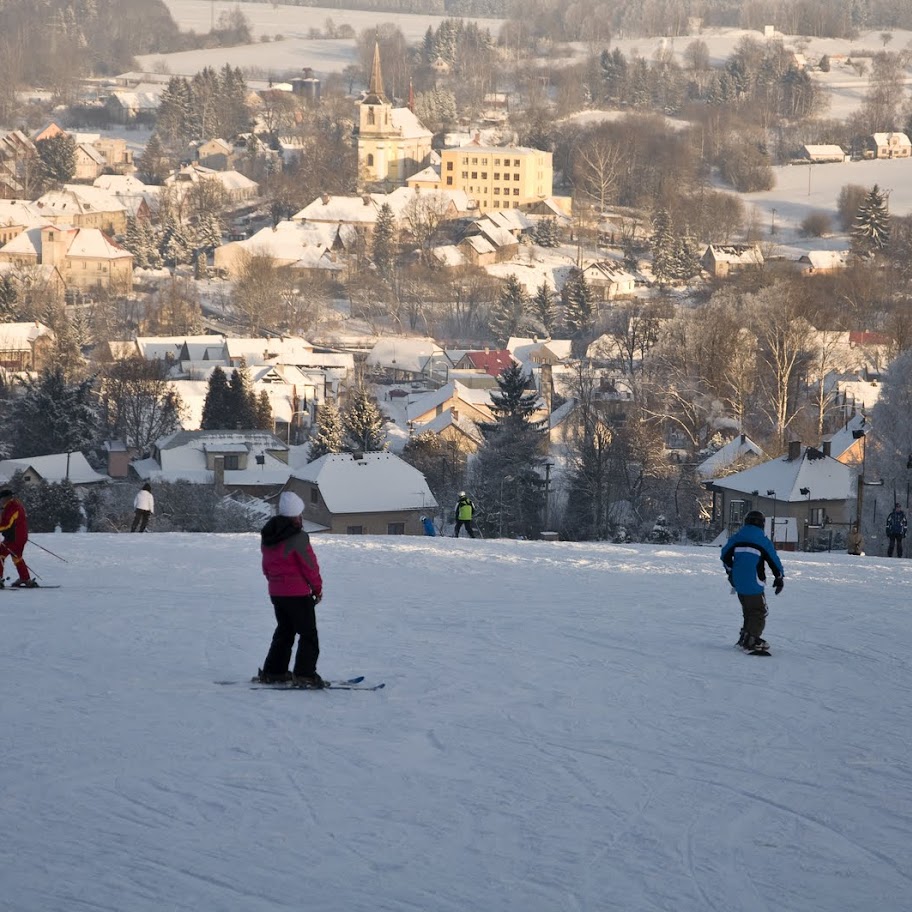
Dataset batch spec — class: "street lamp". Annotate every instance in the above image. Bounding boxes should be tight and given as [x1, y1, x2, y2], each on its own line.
[499, 475, 514, 538]
[800, 486, 811, 549]
[766, 490, 776, 542]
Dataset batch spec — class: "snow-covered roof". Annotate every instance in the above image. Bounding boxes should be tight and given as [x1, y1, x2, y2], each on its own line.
[484, 208, 533, 232]
[294, 195, 380, 224]
[704, 244, 763, 266]
[388, 107, 433, 141]
[225, 337, 314, 363]
[0, 452, 108, 485]
[0, 200, 44, 228]
[432, 245, 466, 268]
[291, 452, 436, 513]
[366, 337, 443, 374]
[697, 434, 765, 480]
[77, 143, 106, 165]
[582, 260, 637, 282]
[224, 220, 336, 262]
[419, 409, 483, 444]
[0, 321, 53, 349]
[136, 335, 227, 362]
[508, 337, 573, 364]
[463, 235, 496, 256]
[37, 185, 127, 215]
[823, 413, 866, 461]
[408, 165, 441, 184]
[475, 220, 516, 248]
[706, 445, 853, 502]
[803, 144, 846, 159]
[871, 132, 911, 147]
[798, 250, 849, 270]
[65, 228, 132, 261]
[406, 380, 494, 424]
[0, 226, 43, 257]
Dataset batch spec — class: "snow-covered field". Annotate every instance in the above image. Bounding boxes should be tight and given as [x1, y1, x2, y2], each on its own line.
[140, 0, 504, 77]
[4, 532, 911, 911]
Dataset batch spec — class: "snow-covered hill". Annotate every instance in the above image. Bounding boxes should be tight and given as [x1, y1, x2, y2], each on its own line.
[4, 533, 911, 911]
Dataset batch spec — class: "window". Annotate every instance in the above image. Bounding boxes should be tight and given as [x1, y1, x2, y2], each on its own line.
[387, 522, 405, 535]
[462, 156, 468, 165]
[224, 455, 240, 470]
[367, 107, 375, 125]
[494, 158, 501, 165]
[481, 172, 487, 180]
[503, 173, 510, 180]
[462, 171, 468, 179]
[472, 157, 478, 164]
[471, 171, 477, 179]
[446, 161, 453, 171]
[513, 188, 519, 195]
[366, 153, 374, 167]
[494, 173, 500, 180]
[346, 525, 364, 534]
[513, 173, 520, 181]
[729, 500, 748, 525]
[514, 159, 520, 166]
[446, 176, 453, 186]
[481, 158, 488, 165]
[494, 201, 500, 208]
[494, 187, 500, 195]
[310, 488, 318, 504]
[809, 507, 826, 527]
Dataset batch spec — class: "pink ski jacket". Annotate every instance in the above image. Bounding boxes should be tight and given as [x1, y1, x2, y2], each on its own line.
[260, 517, 323, 598]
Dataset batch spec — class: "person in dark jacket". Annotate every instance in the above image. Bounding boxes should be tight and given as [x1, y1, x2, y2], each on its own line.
[885, 503, 907, 557]
[720, 510, 784, 653]
[0, 489, 35, 587]
[454, 491, 477, 538]
[257, 491, 324, 687]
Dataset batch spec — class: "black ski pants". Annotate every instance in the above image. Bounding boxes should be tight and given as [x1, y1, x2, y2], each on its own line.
[131, 509, 151, 532]
[454, 519, 476, 538]
[887, 534, 904, 557]
[737, 592, 768, 640]
[263, 595, 319, 677]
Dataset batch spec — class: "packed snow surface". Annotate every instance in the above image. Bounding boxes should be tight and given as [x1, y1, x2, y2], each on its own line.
[3, 533, 911, 911]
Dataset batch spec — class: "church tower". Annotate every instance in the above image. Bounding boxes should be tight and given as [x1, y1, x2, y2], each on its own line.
[356, 43, 433, 188]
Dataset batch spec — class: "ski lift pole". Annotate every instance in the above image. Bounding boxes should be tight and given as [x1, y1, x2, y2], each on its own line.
[29, 540, 69, 563]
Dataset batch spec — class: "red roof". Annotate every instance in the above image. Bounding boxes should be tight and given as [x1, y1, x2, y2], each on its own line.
[465, 349, 513, 376]
[848, 331, 891, 346]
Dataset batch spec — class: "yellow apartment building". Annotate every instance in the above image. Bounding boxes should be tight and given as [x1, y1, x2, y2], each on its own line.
[426, 144, 553, 212]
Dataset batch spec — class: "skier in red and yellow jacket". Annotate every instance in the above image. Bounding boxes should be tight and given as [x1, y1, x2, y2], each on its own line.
[0, 489, 35, 587]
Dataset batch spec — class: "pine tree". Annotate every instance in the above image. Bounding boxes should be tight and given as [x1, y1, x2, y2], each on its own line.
[650, 207, 675, 284]
[531, 282, 557, 337]
[852, 184, 891, 257]
[372, 203, 398, 277]
[200, 365, 232, 429]
[0, 274, 18, 319]
[255, 390, 273, 430]
[562, 274, 595, 337]
[489, 274, 530, 346]
[482, 362, 544, 436]
[36, 134, 76, 186]
[533, 218, 560, 247]
[308, 399, 345, 460]
[156, 77, 194, 150]
[673, 233, 701, 281]
[227, 366, 257, 428]
[342, 387, 386, 452]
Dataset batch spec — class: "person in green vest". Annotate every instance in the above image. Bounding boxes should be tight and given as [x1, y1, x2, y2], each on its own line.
[454, 491, 477, 538]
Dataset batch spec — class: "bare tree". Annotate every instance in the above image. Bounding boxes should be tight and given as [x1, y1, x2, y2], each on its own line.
[573, 133, 624, 213]
[401, 193, 452, 265]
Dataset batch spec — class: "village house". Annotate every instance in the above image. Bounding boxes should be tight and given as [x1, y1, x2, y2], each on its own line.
[74, 143, 107, 182]
[0, 261, 66, 305]
[581, 260, 637, 300]
[405, 380, 496, 428]
[453, 349, 514, 377]
[196, 139, 235, 171]
[165, 165, 259, 206]
[213, 220, 345, 278]
[0, 452, 109, 490]
[365, 337, 451, 383]
[33, 185, 129, 236]
[704, 441, 854, 551]
[105, 90, 160, 124]
[0, 321, 55, 372]
[801, 144, 849, 163]
[866, 132, 911, 159]
[0, 200, 44, 246]
[133, 430, 292, 499]
[284, 451, 437, 535]
[701, 244, 764, 278]
[797, 250, 849, 274]
[0, 225, 133, 292]
[0, 130, 37, 198]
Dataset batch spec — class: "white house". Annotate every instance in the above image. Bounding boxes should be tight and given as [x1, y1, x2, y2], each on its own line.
[0, 452, 109, 488]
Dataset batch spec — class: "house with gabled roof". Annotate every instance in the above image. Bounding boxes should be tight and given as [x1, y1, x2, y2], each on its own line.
[406, 380, 495, 428]
[0, 452, 109, 488]
[365, 337, 449, 381]
[704, 440, 853, 549]
[74, 143, 107, 182]
[581, 260, 637, 300]
[508, 337, 573, 367]
[701, 244, 763, 278]
[867, 132, 911, 159]
[696, 433, 764, 480]
[0, 321, 55, 372]
[454, 349, 514, 377]
[33, 185, 128, 235]
[284, 451, 437, 535]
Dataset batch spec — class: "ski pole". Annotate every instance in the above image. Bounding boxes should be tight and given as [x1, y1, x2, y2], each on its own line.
[29, 540, 69, 563]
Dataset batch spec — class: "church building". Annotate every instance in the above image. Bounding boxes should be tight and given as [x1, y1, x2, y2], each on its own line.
[357, 44, 433, 188]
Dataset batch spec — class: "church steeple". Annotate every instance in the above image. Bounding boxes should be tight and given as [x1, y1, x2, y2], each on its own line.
[364, 42, 388, 105]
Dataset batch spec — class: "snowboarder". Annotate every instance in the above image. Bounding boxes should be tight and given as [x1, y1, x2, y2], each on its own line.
[454, 491, 477, 538]
[131, 482, 154, 532]
[0, 489, 36, 587]
[847, 522, 864, 556]
[885, 503, 906, 558]
[257, 491, 325, 687]
[421, 515, 436, 536]
[720, 510, 784, 654]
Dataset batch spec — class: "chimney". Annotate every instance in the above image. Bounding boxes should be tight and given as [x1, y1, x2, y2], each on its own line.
[788, 440, 801, 461]
[362, 194, 371, 205]
[740, 433, 746, 444]
[213, 455, 225, 495]
[822, 440, 831, 457]
[321, 193, 330, 205]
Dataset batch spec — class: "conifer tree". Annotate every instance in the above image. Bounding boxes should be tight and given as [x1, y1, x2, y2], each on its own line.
[562, 273, 595, 337]
[489, 274, 530, 346]
[852, 184, 891, 256]
[227, 367, 257, 428]
[372, 203, 398, 277]
[308, 399, 345, 461]
[36, 134, 76, 186]
[342, 386, 386, 452]
[200, 365, 232, 429]
[531, 282, 557, 337]
[255, 390, 273, 430]
[650, 207, 676, 284]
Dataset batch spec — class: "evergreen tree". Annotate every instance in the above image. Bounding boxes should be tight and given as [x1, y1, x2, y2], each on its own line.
[227, 366, 257, 428]
[308, 398, 345, 461]
[482, 362, 544, 436]
[156, 76, 194, 150]
[36, 134, 76, 186]
[372, 203, 398, 277]
[852, 184, 891, 257]
[0, 274, 18, 319]
[531, 282, 557, 337]
[489, 274, 530, 345]
[342, 387, 386, 452]
[650, 207, 676, 284]
[8, 368, 97, 458]
[562, 274, 595, 337]
[533, 218, 560, 247]
[25, 479, 82, 532]
[673, 233, 701, 281]
[136, 132, 171, 185]
[255, 390, 273, 430]
[563, 421, 614, 540]
[200, 365, 232, 429]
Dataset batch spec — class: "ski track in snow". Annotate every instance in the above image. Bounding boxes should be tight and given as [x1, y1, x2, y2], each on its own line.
[1, 533, 911, 911]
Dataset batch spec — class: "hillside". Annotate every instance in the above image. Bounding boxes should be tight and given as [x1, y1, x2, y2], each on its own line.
[3, 532, 910, 911]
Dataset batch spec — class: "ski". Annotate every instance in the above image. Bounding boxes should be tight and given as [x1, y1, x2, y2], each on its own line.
[0, 584, 61, 590]
[746, 649, 772, 657]
[215, 676, 366, 687]
[251, 681, 385, 691]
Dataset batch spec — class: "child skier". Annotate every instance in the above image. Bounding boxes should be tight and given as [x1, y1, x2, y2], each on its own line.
[720, 510, 784, 654]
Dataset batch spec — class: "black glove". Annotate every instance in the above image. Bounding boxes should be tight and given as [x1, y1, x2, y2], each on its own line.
[773, 577, 784, 595]
[758, 565, 766, 582]
[726, 570, 733, 586]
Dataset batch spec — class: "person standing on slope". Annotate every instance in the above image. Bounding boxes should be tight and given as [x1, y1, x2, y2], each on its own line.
[454, 491, 477, 538]
[0, 489, 36, 587]
[720, 510, 784, 654]
[257, 491, 325, 687]
[131, 482, 154, 532]
[885, 503, 907, 557]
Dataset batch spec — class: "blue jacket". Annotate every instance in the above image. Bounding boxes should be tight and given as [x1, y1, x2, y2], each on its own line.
[886, 509, 907, 537]
[422, 516, 436, 536]
[720, 524, 784, 596]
